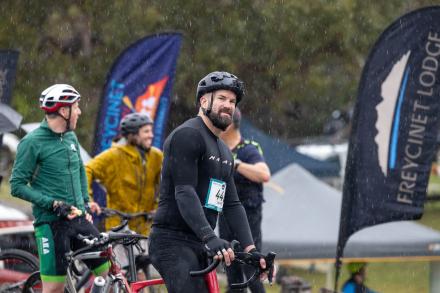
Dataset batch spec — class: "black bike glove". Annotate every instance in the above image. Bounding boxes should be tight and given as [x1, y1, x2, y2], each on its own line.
[247, 248, 276, 284]
[53, 201, 72, 219]
[205, 236, 231, 255]
[248, 248, 266, 267]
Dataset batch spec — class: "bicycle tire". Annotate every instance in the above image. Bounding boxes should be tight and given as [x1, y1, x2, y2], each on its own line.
[0, 249, 39, 293]
[0, 249, 39, 270]
[22, 271, 75, 293]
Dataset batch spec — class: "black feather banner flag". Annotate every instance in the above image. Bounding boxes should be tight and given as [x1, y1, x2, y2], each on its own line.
[335, 6, 440, 290]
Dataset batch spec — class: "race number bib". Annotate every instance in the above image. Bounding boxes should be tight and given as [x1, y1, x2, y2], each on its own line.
[205, 178, 226, 212]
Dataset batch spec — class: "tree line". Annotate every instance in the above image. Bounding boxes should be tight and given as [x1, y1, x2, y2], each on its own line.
[0, 0, 435, 151]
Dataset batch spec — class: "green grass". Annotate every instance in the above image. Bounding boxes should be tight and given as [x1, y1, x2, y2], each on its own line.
[270, 260, 429, 293]
[428, 172, 440, 195]
[367, 262, 428, 293]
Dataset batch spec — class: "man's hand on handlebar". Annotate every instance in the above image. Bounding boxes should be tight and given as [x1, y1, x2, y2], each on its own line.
[192, 240, 277, 288]
[205, 236, 235, 266]
[244, 245, 276, 282]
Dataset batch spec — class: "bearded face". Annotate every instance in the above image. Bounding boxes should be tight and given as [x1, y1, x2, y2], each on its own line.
[201, 90, 237, 131]
[208, 105, 233, 130]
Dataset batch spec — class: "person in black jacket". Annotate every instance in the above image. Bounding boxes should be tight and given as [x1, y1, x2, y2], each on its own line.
[149, 71, 269, 293]
[219, 108, 271, 292]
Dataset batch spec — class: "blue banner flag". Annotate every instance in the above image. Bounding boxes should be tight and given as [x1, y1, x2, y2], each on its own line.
[93, 32, 182, 155]
[92, 32, 182, 208]
[0, 50, 19, 105]
[335, 6, 440, 289]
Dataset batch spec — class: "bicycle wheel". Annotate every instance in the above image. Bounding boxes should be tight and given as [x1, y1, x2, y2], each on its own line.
[0, 249, 39, 293]
[22, 271, 77, 293]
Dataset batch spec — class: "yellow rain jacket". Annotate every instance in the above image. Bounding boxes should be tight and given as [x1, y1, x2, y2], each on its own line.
[86, 143, 163, 234]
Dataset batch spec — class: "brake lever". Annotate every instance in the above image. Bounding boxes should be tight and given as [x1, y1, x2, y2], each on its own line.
[230, 240, 240, 251]
[265, 252, 276, 285]
[230, 251, 277, 289]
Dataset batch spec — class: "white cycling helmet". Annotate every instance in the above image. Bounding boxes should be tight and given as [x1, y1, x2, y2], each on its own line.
[39, 84, 81, 113]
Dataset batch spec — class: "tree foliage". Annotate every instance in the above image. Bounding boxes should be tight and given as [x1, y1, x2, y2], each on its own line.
[0, 0, 437, 150]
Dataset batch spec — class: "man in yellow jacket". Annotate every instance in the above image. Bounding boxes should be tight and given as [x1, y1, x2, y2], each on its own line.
[86, 113, 163, 235]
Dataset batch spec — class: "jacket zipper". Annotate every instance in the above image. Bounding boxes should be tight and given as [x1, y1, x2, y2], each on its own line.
[138, 155, 147, 206]
[62, 133, 77, 208]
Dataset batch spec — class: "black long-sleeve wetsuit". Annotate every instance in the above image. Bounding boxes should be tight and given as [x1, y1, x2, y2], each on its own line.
[149, 116, 253, 292]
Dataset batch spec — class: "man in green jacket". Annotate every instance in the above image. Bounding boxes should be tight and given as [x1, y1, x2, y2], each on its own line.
[10, 84, 108, 293]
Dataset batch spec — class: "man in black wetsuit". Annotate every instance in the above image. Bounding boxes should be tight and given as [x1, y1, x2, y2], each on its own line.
[149, 71, 268, 292]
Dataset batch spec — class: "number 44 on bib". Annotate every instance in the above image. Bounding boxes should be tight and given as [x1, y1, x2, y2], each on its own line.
[205, 178, 226, 212]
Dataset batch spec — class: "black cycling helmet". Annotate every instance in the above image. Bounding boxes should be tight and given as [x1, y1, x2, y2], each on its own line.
[120, 113, 153, 136]
[196, 71, 245, 105]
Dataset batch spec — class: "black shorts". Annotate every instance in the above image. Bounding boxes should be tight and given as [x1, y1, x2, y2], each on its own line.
[149, 228, 209, 293]
[34, 216, 109, 282]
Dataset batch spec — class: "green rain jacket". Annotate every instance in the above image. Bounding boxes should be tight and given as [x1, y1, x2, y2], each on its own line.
[10, 119, 89, 225]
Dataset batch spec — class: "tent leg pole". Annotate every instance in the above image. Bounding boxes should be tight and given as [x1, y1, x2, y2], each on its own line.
[430, 261, 440, 293]
[326, 263, 334, 290]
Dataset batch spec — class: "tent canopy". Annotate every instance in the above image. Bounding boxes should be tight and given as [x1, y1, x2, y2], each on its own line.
[240, 119, 340, 177]
[262, 164, 440, 259]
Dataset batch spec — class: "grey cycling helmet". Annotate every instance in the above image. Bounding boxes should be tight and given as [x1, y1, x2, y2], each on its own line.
[196, 71, 245, 105]
[120, 113, 153, 136]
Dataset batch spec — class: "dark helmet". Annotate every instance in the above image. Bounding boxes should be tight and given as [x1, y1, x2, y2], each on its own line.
[120, 113, 153, 136]
[196, 71, 245, 105]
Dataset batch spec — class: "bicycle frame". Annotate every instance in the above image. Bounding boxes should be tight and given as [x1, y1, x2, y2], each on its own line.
[66, 233, 223, 293]
[129, 271, 220, 293]
[105, 242, 220, 293]
[66, 250, 103, 293]
[204, 270, 220, 293]
[92, 243, 165, 293]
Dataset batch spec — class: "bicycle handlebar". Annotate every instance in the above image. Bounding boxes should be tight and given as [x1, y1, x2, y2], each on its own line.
[230, 251, 276, 289]
[71, 232, 148, 258]
[189, 241, 276, 289]
[100, 208, 153, 232]
[101, 208, 153, 220]
[189, 258, 221, 277]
